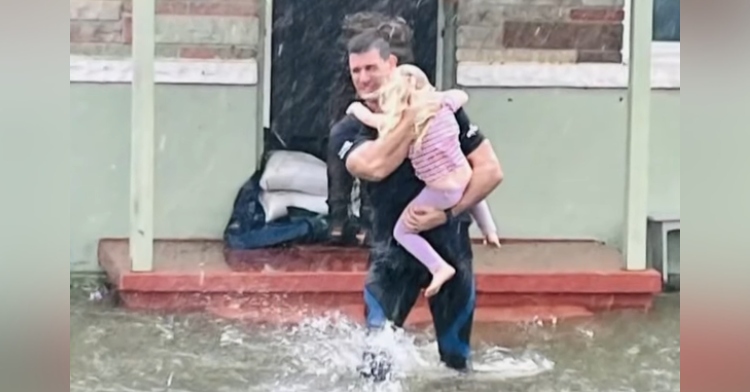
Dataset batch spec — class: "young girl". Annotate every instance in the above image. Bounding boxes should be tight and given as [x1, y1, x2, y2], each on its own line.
[347, 64, 500, 297]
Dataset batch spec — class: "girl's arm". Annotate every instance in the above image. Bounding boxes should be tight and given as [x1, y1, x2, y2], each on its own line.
[439, 89, 469, 112]
[469, 199, 497, 236]
[347, 102, 386, 129]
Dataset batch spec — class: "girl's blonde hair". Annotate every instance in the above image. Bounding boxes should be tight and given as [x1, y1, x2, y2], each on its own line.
[377, 64, 442, 147]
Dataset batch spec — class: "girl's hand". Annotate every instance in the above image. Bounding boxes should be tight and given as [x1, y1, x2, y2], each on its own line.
[483, 233, 502, 248]
[346, 102, 365, 116]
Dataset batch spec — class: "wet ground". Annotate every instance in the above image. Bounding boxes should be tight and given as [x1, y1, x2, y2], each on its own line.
[71, 288, 679, 392]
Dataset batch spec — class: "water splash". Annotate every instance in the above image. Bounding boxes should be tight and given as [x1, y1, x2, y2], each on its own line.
[70, 291, 680, 392]
[244, 314, 553, 391]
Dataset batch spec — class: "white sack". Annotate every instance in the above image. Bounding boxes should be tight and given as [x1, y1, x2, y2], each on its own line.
[259, 190, 329, 222]
[259, 150, 328, 196]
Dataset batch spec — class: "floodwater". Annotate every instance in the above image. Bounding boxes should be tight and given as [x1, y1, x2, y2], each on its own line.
[70, 288, 679, 392]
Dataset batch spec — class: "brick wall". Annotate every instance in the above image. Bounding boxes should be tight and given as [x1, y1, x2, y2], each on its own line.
[455, 0, 625, 64]
[70, 0, 624, 64]
[70, 0, 260, 59]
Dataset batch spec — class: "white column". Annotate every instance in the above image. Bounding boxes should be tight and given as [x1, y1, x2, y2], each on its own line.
[623, 0, 654, 270]
[130, 0, 156, 272]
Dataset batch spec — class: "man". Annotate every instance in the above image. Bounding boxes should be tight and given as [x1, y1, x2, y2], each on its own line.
[326, 13, 415, 245]
[328, 30, 503, 376]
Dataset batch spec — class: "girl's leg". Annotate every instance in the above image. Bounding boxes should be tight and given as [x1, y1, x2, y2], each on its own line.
[393, 187, 463, 297]
[470, 199, 497, 235]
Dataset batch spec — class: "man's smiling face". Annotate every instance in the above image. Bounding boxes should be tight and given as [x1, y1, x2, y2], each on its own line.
[348, 48, 395, 102]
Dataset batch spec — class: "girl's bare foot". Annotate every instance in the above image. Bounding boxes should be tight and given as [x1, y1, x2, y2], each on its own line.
[425, 265, 456, 297]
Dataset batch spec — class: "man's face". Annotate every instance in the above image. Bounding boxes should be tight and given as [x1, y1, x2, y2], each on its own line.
[348, 49, 395, 101]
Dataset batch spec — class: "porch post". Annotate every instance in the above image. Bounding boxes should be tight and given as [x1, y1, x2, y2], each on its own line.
[129, 0, 156, 272]
[623, 0, 654, 270]
[257, 0, 273, 166]
[435, 0, 445, 90]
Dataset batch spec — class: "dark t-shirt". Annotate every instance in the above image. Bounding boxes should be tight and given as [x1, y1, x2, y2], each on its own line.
[328, 108, 486, 246]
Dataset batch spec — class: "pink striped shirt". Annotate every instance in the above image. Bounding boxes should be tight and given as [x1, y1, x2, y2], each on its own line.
[409, 96, 467, 184]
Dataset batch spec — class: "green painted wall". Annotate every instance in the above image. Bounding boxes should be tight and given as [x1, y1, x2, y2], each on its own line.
[70, 84, 258, 272]
[464, 89, 680, 246]
[70, 85, 678, 272]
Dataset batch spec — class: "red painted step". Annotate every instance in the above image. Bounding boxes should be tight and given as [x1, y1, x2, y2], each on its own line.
[99, 239, 661, 324]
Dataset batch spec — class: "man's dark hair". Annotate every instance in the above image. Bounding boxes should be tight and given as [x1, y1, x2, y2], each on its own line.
[342, 12, 415, 64]
[328, 12, 417, 128]
[347, 29, 391, 60]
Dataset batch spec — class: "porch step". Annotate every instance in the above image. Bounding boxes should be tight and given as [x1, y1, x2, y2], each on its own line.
[99, 239, 661, 325]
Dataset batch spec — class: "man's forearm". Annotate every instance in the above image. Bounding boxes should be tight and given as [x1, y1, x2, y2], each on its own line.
[360, 118, 411, 161]
[347, 117, 413, 180]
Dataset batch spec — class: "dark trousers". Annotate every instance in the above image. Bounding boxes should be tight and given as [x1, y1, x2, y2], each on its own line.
[363, 219, 476, 370]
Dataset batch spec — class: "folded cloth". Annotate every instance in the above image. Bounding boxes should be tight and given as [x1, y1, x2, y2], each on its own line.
[223, 171, 330, 250]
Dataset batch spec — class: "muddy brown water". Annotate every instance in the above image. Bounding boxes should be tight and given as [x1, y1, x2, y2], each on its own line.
[71, 288, 679, 392]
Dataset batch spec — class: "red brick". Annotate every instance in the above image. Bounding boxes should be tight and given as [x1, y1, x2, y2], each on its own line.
[570, 8, 625, 22]
[178, 45, 256, 59]
[70, 21, 124, 43]
[157, 0, 257, 16]
[577, 50, 623, 63]
[179, 46, 220, 59]
[157, 1, 189, 14]
[123, 17, 132, 44]
[122, 0, 258, 16]
[503, 21, 623, 51]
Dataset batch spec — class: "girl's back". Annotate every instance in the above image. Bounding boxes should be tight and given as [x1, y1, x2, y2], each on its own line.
[409, 96, 470, 187]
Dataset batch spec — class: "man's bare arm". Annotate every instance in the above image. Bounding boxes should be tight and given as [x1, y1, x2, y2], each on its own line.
[345, 114, 414, 181]
[450, 140, 504, 216]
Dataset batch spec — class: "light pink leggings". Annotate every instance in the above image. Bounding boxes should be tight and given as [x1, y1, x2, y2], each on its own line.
[393, 186, 496, 273]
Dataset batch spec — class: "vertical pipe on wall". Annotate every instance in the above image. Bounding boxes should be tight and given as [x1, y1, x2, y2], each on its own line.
[623, 0, 654, 270]
[262, 1, 273, 127]
[622, 0, 631, 65]
[435, 0, 446, 90]
[440, 0, 458, 89]
[130, 0, 156, 272]
[255, 0, 273, 167]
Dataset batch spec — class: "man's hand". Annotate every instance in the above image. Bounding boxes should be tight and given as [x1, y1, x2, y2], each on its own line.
[404, 205, 447, 233]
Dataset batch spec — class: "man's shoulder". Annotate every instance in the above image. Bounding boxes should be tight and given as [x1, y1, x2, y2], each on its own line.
[329, 115, 373, 162]
[331, 115, 364, 136]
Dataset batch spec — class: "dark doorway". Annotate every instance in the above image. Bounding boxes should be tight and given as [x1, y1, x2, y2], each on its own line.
[267, 0, 439, 161]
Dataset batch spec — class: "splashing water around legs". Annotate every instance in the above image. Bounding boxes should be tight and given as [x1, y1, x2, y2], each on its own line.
[359, 350, 394, 382]
[71, 288, 679, 392]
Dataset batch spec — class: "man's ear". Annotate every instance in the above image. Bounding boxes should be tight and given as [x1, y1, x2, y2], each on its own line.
[388, 54, 398, 68]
